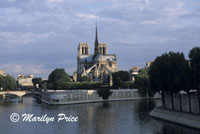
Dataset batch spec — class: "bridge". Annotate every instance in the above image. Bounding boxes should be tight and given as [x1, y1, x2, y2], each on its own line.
[0, 90, 41, 102]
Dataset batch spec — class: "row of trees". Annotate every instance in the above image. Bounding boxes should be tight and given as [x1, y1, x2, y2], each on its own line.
[31, 69, 108, 90]
[0, 75, 17, 91]
[149, 47, 200, 112]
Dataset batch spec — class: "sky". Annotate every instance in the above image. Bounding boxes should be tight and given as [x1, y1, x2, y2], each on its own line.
[0, 0, 200, 79]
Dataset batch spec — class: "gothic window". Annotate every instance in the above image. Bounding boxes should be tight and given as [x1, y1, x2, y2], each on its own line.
[85, 47, 88, 55]
[109, 62, 112, 67]
[82, 47, 84, 55]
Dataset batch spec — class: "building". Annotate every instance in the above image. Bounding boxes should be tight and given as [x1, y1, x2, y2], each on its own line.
[145, 61, 154, 68]
[129, 67, 140, 81]
[76, 25, 117, 82]
[72, 72, 77, 82]
[0, 69, 7, 76]
[18, 74, 34, 89]
[129, 67, 140, 75]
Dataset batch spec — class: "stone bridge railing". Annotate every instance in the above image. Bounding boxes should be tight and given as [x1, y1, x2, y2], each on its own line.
[0, 91, 40, 102]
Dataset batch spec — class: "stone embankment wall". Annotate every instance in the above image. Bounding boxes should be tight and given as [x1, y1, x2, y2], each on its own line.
[41, 89, 161, 105]
[164, 94, 199, 114]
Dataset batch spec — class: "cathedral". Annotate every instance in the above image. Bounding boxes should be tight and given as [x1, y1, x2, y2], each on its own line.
[76, 25, 117, 82]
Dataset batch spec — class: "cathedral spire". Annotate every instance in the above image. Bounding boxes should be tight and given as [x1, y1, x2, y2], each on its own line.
[94, 22, 99, 55]
[95, 22, 99, 47]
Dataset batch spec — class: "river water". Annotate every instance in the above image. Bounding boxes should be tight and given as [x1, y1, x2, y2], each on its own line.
[0, 97, 199, 134]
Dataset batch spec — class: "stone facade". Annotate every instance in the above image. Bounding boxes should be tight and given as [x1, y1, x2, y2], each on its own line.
[145, 60, 154, 68]
[18, 74, 34, 88]
[77, 25, 117, 82]
[129, 66, 140, 81]
[0, 69, 7, 76]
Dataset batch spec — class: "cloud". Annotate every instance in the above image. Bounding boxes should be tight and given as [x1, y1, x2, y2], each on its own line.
[141, 20, 159, 25]
[0, 0, 200, 78]
[76, 13, 98, 19]
[145, 0, 150, 5]
[7, 0, 16, 2]
[0, 32, 58, 46]
[0, 64, 51, 78]
[47, 0, 64, 3]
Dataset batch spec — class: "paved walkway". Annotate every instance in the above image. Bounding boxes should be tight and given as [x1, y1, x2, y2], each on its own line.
[150, 107, 200, 130]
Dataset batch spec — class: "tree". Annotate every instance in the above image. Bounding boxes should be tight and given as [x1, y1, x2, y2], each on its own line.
[112, 71, 130, 88]
[149, 52, 189, 109]
[0, 75, 17, 91]
[138, 68, 149, 78]
[80, 76, 88, 82]
[189, 47, 200, 112]
[48, 68, 71, 89]
[134, 76, 151, 97]
[113, 77, 122, 89]
[32, 77, 42, 89]
[133, 68, 155, 97]
[0, 76, 5, 90]
[97, 88, 113, 100]
[41, 80, 48, 90]
[112, 71, 130, 81]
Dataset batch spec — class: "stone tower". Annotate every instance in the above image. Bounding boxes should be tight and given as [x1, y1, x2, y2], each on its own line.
[78, 43, 90, 56]
[94, 25, 107, 55]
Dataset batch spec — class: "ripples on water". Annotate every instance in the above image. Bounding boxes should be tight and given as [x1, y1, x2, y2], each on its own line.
[0, 97, 199, 134]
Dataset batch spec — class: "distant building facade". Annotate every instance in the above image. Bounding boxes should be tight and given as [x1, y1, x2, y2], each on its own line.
[76, 25, 117, 82]
[0, 69, 7, 76]
[145, 61, 154, 68]
[18, 74, 34, 89]
[72, 72, 77, 82]
[129, 67, 140, 81]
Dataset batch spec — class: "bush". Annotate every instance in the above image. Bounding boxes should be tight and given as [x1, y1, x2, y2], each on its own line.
[47, 82, 108, 90]
[97, 88, 113, 100]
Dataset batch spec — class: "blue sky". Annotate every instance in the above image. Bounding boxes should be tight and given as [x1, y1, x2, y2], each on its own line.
[0, 0, 200, 79]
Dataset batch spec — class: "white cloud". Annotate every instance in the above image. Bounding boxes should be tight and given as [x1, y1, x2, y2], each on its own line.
[119, 35, 178, 45]
[0, 32, 59, 46]
[47, 0, 64, 3]
[76, 13, 98, 19]
[145, 0, 150, 5]
[141, 20, 159, 25]
[0, 0, 200, 77]
[0, 64, 51, 77]
[7, 0, 16, 2]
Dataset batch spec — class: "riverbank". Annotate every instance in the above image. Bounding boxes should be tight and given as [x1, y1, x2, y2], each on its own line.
[150, 107, 200, 130]
[41, 89, 161, 105]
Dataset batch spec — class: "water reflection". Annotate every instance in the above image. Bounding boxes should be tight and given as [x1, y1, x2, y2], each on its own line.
[0, 97, 199, 134]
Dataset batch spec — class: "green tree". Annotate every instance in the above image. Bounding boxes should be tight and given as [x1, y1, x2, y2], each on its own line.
[97, 88, 113, 100]
[138, 68, 149, 78]
[189, 47, 200, 112]
[134, 76, 152, 97]
[113, 77, 122, 89]
[149, 52, 189, 109]
[0, 75, 17, 91]
[112, 71, 130, 81]
[133, 68, 155, 97]
[112, 71, 130, 88]
[48, 68, 70, 89]
[80, 76, 88, 82]
[32, 77, 42, 89]
[0, 76, 5, 90]
[41, 80, 48, 90]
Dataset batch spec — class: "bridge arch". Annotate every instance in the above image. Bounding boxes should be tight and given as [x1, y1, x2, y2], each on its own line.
[0, 91, 37, 102]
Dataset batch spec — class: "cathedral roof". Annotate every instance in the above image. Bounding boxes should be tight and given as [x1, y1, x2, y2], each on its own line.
[79, 54, 116, 63]
[79, 55, 93, 62]
[93, 54, 116, 62]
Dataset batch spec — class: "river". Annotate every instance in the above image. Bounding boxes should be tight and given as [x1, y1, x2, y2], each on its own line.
[0, 97, 199, 134]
